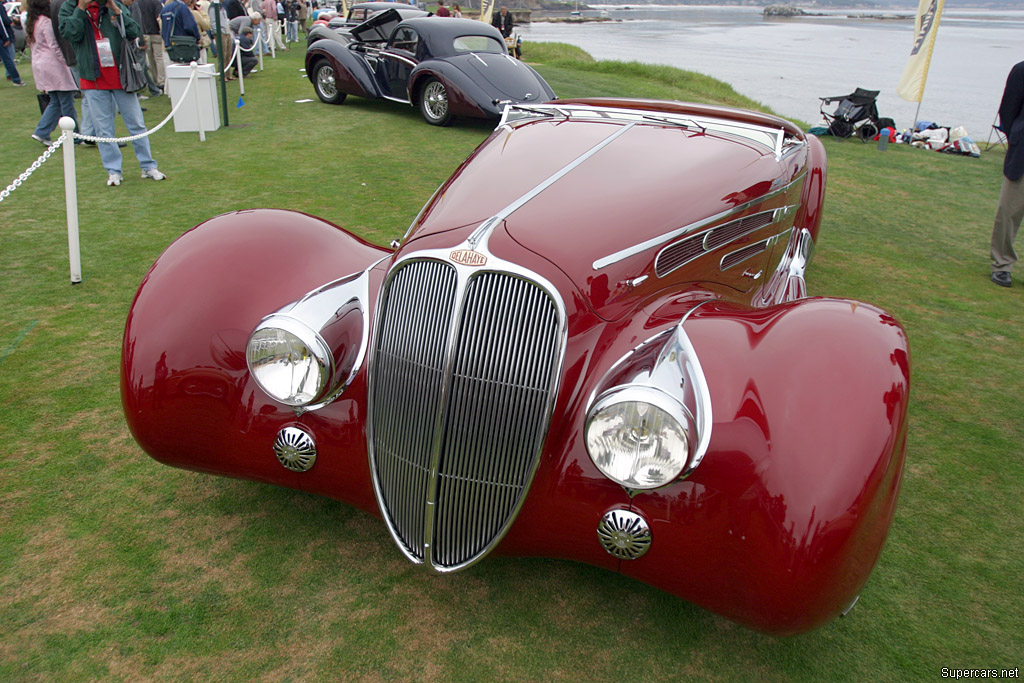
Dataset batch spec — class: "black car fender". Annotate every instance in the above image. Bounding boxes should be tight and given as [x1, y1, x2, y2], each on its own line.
[306, 41, 380, 100]
[409, 60, 501, 120]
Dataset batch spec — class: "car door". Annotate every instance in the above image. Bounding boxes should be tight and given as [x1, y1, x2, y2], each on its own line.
[380, 26, 419, 101]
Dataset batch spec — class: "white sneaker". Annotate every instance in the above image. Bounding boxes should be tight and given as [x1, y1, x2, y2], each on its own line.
[107, 173, 122, 186]
[141, 168, 166, 181]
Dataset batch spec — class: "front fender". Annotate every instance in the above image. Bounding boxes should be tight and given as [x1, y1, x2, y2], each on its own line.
[627, 298, 909, 634]
[410, 62, 499, 120]
[504, 293, 909, 634]
[306, 41, 379, 99]
[121, 209, 391, 512]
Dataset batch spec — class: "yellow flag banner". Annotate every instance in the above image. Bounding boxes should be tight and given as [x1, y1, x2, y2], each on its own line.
[479, 0, 495, 27]
[896, 0, 945, 103]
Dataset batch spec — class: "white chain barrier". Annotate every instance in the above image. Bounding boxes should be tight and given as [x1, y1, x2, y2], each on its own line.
[0, 136, 66, 203]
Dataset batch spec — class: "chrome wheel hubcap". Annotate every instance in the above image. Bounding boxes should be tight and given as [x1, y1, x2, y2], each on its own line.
[424, 81, 448, 121]
[317, 65, 337, 98]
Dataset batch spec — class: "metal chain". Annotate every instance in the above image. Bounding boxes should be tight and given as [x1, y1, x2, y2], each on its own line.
[0, 136, 66, 204]
[1, 69, 203, 201]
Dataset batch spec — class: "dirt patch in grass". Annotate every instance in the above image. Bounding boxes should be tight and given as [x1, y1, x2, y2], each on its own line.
[0, 517, 113, 637]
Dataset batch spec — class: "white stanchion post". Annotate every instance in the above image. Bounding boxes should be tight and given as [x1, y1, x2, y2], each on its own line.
[191, 61, 206, 142]
[258, 31, 264, 72]
[59, 116, 81, 285]
[269, 24, 275, 59]
[236, 38, 245, 96]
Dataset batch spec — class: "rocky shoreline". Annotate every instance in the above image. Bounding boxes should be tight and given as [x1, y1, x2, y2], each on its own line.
[763, 4, 911, 19]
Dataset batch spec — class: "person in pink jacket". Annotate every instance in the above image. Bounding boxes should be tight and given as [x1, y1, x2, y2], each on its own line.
[26, 0, 80, 144]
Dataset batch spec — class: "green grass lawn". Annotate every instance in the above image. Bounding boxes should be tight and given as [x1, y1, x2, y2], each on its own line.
[1, 43, 1022, 681]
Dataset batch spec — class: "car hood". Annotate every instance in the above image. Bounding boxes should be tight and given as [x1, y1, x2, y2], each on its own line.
[406, 109, 800, 319]
[458, 52, 547, 101]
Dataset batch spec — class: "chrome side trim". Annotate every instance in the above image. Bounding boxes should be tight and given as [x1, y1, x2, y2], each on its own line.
[385, 53, 418, 68]
[592, 173, 805, 271]
[249, 265, 379, 412]
[654, 305, 714, 477]
[759, 227, 814, 306]
[466, 121, 638, 252]
[654, 207, 786, 279]
[584, 302, 714, 493]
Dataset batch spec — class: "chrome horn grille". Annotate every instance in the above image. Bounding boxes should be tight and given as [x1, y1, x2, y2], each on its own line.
[370, 259, 563, 571]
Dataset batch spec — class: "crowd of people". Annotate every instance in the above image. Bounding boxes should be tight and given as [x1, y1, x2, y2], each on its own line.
[5, 0, 318, 186]
[6, 0, 522, 188]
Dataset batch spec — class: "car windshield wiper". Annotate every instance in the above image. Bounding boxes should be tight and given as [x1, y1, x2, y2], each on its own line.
[641, 114, 706, 133]
[498, 103, 570, 127]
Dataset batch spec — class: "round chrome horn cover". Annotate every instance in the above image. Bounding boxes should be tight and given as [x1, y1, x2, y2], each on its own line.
[597, 509, 651, 560]
[273, 426, 317, 472]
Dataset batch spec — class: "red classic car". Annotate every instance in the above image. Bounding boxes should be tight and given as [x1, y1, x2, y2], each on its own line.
[122, 99, 910, 635]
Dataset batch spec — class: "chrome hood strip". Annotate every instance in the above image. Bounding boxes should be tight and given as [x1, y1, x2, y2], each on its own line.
[467, 121, 638, 251]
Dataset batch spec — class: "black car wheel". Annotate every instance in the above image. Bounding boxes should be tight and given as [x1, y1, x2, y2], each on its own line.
[313, 60, 346, 105]
[418, 78, 451, 126]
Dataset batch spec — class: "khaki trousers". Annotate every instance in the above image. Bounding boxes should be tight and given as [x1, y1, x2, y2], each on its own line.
[991, 174, 1024, 273]
[144, 35, 166, 88]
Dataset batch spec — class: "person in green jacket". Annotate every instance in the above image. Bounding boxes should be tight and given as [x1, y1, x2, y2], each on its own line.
[59, 0, 165, 186]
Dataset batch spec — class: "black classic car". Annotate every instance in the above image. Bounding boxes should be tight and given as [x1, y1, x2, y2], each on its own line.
[305, 12, 555, 125]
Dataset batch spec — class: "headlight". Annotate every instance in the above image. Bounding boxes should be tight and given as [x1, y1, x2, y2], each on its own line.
[585, 387, 692, 490]
[246, 317, 332, 406]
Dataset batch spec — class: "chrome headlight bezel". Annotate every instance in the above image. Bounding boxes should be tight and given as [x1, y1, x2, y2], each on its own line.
[584, 308, 713, 492]
[246, 315, 333, 407]
[585, 385, 695, 491]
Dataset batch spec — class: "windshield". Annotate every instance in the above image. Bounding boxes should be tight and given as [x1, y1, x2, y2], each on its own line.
[452, 35, 505, 54]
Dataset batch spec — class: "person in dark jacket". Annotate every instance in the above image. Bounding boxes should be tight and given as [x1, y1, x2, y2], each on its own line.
[990, 60, 1024, 288]
[491, 5, 512, 37]
[59, 0, 166, 185]
[224, 0, 245, 20]
[491, 6, 518, 58]
[159, 0, 199, 62]
[1, 2, 26, 85]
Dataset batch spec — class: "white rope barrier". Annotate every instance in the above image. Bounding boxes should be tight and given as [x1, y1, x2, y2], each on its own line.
[73, 65, 201, 144]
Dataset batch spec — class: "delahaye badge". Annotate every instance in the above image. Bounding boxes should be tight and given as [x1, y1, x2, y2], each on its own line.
[449, 250, 487, 267]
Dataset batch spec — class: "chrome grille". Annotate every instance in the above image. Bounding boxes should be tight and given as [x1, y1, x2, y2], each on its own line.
[370, 260, 562, 570]
[371, 260, 457, 560]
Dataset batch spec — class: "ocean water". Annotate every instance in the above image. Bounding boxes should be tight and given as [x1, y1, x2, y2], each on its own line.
[519, 5, 1022, 140]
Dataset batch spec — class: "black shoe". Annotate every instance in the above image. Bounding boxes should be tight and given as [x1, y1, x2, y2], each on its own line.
[118, 141, 127, 148]
[991, 271, 1012, 288]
